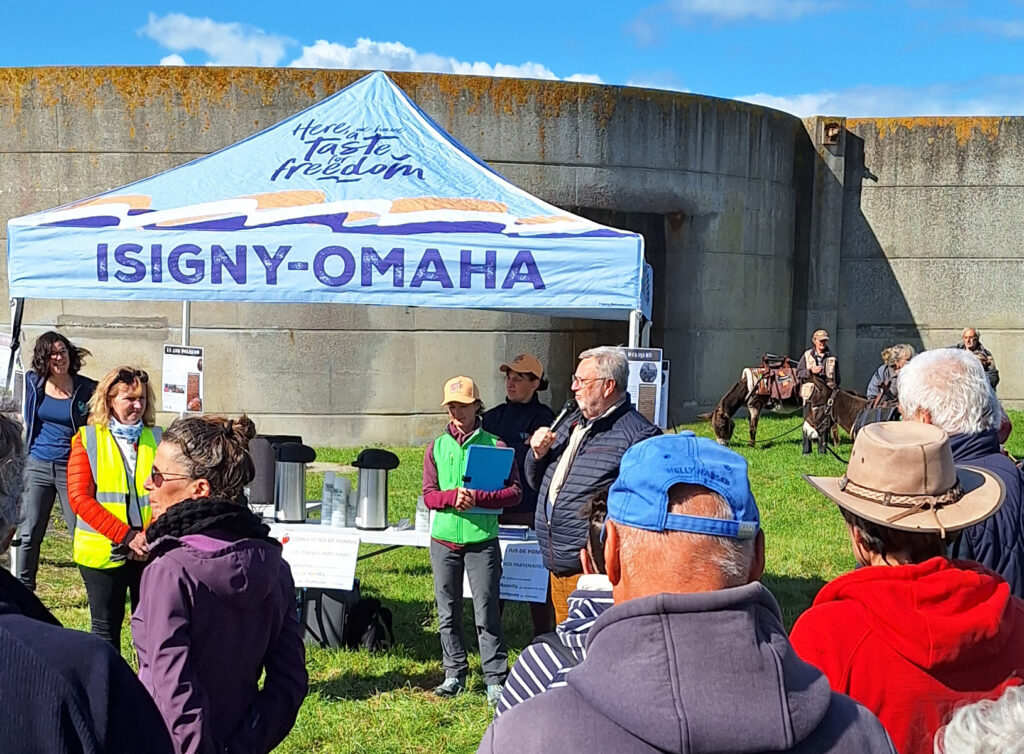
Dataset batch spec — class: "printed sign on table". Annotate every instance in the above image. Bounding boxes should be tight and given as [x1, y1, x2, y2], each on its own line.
[498, 542, 549, 603]
[464, 540, 547, 603]
[268, 525, 360, 590]
[162, 345, 204, 413]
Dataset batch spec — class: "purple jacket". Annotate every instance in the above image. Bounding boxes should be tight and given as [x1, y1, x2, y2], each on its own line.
[132, 531, 308, 754]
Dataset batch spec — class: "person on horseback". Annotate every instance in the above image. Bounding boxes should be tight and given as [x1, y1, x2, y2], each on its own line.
[866, 343, 915, 407]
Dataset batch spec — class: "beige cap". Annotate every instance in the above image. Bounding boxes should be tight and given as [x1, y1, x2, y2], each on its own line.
[441, 376, 480, 405]
[804, 422, 1004, 537]
[812, 329, 830, 341]
[499, 354, 544, 380]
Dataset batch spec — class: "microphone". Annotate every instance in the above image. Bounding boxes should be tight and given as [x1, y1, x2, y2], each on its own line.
[549, 397, 579, 434]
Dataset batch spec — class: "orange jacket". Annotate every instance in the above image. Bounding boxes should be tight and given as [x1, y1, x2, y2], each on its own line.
[67, 433, 133, 545]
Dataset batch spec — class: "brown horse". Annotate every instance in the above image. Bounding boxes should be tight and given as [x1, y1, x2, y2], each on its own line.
[804, 376, 872, 445]
[709, 378, 804, 446]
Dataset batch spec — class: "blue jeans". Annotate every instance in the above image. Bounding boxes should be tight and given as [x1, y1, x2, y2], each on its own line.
[18, 455, 75, 591]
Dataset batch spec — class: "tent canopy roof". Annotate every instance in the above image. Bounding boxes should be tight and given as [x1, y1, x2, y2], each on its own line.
[8, 71, 647, 320]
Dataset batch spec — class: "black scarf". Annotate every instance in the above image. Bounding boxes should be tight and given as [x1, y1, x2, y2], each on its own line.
[145, 497, 274, 545]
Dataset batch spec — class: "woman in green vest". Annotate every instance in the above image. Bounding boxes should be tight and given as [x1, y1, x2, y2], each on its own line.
[67, 366, 160, 648]
[422, 375, 521, 707]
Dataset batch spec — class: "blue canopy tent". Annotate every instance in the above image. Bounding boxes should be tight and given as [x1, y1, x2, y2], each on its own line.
[6, 71, 651, 380]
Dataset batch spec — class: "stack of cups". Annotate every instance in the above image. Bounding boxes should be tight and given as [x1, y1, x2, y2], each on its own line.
[321, 471, 336, 527]
[415, 495, 430, 533]
[333, 476, 351, 528]
[348, 487, 359, 529]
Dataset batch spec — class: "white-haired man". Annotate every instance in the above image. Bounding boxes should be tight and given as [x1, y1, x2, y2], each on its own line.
[0, 406, 172, 753]
[481, 433, 895, 754]
[953, 327, 999, 389]
[526, 346, 659, 623]
[899, 347, 1024, 597]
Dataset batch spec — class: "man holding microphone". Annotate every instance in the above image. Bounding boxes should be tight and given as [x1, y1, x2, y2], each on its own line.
[526, 347, 659, 622]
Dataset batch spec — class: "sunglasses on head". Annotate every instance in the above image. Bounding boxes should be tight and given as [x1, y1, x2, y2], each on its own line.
[114, 369, 149, 387]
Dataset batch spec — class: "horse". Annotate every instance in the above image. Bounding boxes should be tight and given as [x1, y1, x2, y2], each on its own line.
[804, 376, 873, 451]
[708, 377, 804, 446]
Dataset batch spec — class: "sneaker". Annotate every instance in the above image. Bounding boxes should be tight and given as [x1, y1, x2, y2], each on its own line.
[486, 683, 504, 707]
[433, 677, 465, 697]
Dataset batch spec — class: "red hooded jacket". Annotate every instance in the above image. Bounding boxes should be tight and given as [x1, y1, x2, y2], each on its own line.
[790, 558, 1024, 754]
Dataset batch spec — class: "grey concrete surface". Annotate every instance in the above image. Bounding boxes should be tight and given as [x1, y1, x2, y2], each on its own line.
[5, 69, 1018, 445]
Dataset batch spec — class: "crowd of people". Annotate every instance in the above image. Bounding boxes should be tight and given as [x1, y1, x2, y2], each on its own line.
[4, 332, 307, 753]
[4, 327, 1023, 753]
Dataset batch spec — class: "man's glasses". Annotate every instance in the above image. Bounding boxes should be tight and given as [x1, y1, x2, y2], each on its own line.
[149, 468, 192, 487]
[114, 369, 149, 387]
[571, 374, 604, 387]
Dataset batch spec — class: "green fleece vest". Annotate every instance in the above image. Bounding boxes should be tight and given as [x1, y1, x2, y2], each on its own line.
[431, 428, 501, 545]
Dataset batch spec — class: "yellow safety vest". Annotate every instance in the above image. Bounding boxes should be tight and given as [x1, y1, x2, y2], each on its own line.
[73, 424, 161, 570]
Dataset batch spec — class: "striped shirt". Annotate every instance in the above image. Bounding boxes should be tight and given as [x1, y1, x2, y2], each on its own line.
[496, 576, 613, 717]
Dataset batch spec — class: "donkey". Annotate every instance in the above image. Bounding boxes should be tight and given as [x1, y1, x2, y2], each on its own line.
[708, 378, 804, 446]
[803, 376, 872, 451]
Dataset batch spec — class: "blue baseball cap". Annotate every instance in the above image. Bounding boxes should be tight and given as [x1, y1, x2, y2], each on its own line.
[607, 432, 760, 540]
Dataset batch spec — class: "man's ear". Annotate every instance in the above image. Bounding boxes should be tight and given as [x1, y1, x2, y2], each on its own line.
[604, 521, 622, 587]
[748, 529, 766, 583]
[580, 547, 597, 575]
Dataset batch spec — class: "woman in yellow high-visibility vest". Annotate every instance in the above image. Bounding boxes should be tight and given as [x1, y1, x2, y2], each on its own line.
[67, 366, 161, 649]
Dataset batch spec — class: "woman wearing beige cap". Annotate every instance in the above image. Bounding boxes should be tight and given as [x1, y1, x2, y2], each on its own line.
[422, 375, 521, 706]
[483, 354, 556, 636]
[791, 421, 1024, 754]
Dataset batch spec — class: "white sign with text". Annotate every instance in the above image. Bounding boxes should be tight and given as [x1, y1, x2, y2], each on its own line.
[268, 525, 360, 591]
[464, 540, 547, 603]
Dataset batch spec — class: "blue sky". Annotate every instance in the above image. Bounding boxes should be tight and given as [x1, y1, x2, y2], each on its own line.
[1, 1, 1023, 116]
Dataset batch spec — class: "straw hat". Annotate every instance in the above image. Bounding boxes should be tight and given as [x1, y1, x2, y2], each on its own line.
[804, 422, 1004, 537]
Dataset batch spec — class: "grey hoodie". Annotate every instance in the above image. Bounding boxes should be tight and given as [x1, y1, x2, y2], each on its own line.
[479, 582, 895, 754]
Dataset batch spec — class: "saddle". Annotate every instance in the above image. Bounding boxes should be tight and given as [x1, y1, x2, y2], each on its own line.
[755, 354, 797, 402]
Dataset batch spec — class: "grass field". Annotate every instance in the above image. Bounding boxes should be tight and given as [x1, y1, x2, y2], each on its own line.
[29, 411, 1024, 753]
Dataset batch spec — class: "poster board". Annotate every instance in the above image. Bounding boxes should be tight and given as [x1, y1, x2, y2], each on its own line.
[464, 539, 547, 603]
[614, 347, 665, 428]
[268, 525, 360, 590]
[162, 345, 204, 413]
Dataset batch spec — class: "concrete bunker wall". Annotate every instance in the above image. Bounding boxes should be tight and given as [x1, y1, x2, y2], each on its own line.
[0, 67, 803, 443]
[834, 117, 1024, 406]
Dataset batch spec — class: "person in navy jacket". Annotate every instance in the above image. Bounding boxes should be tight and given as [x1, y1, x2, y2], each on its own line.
[18, 331, 96, 590]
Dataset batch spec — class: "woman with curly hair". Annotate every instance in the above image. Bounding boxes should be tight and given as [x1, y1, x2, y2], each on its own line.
[133, 414, 307, 754]
[18, 331, 96, 591]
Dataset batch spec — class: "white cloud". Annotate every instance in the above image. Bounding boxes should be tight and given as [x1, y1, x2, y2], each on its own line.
[566, 73, 605, 84]
[964, 18, 1024, 38]
[666, 0, 824, 22]
[290, 37, 599, 83]
[140, 13, 292, 66]
[736, 78, 1024, 117]
[159, 53, 186, 66]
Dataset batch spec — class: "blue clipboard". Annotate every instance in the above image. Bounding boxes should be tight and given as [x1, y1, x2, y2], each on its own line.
[461, 445, 515, 516]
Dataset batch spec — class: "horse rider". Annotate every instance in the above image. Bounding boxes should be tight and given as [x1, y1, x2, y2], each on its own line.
[796, 329, 840, 455]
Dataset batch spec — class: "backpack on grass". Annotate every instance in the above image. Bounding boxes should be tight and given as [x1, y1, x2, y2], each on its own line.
[344, 597, 394, 652]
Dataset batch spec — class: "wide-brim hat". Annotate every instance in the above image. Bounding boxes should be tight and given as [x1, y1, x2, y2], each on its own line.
[804, 422, 1004, 536]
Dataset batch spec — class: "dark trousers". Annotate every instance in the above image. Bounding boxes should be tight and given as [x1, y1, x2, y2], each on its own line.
[18, 456, 75, 590]
[78, 561, 144, 650]
[430, 538, 508, 686]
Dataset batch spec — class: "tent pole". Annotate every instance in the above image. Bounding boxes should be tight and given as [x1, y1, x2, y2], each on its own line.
[181, 301, 191, 346]
[628, 309, 643, 348]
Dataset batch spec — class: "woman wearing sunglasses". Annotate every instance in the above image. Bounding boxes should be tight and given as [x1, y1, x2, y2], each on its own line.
[18, 331, 96, 592]
[67, 366, 159, 648]
[132, 414, 307, 754]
